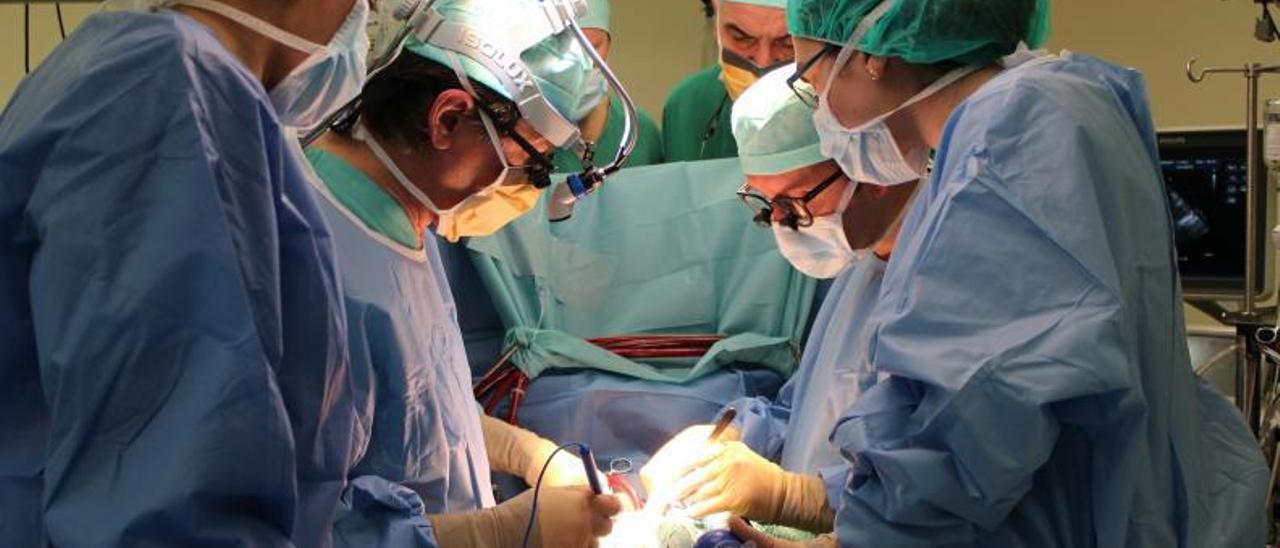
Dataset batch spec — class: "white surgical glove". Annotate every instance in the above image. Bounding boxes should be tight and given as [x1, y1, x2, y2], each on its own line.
[430, 486, 621, 548]
[669, 441, 833, 533]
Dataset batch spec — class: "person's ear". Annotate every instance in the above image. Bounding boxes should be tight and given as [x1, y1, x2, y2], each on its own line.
[864, 55, 888, 81]
[428, 89, 476, 150]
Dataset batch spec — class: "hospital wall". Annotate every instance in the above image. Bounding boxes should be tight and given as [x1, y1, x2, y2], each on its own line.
[1, 0, 1276, 329]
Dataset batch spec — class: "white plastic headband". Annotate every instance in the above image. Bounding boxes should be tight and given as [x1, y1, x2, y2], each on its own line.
[410, 0, 587, 148]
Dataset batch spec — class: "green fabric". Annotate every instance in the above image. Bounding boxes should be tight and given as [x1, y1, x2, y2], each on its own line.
[580, 0, 610, 32]
[661, 65, 739, 162]
[787, 0, 1051, 65]
[552, 97, 664, 173]
[731, 65, 826, 176]
[466, 158, 817, 383]
[304, 148, 419, 250]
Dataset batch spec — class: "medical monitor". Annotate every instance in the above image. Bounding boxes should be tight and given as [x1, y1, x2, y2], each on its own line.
[1158, 127, 1271, 299]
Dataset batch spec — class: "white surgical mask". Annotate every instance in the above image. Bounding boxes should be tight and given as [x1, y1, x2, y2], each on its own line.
[174, 0, 370, 129]
[813, 60, 976, 187]
[772, 181, 861, 279]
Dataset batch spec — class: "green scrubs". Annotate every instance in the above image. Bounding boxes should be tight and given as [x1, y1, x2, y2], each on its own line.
[304, 147, 418, 249]
[553, 95, 664, 173]
[661, 65, 737, 162]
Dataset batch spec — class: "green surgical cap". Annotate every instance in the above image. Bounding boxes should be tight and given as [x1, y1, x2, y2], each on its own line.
[722, 0, 788, 8]
[405, 0, 604, 122]
[732, 65, 826, 176]
[580, 0, 610, 32]
[787, 0, 1052, 65]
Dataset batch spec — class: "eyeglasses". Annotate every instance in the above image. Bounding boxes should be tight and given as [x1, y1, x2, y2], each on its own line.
[787, 44, 838, 108]
[474, 100, 556, 189]
[737, 168, 846, 230]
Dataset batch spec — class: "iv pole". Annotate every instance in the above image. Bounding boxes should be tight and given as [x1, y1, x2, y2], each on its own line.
[1185, 58, 1280, 432]
[1186, 58, 1280, 542]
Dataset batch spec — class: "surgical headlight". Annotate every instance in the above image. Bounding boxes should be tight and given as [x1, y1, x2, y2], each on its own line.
[302, 0, 640, 201]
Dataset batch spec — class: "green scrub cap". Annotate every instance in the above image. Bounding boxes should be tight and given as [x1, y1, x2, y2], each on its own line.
[580, 0, 610, 32]
[732, 65, 826, 176]
[405, 0, 605, 123]
[722, 0, 789, 9]
[787, 0, 1052, 65]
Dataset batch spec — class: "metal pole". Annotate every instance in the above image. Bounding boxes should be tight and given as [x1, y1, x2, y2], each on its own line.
[1239, 333, 1253, 423]
[1246, 63, 1260, 318]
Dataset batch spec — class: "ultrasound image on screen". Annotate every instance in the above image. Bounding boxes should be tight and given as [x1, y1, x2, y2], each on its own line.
[1161, 155, 1249, 281]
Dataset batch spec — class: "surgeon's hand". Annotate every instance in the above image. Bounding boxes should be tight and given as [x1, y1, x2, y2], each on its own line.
[431, 486, 620, 548]
[640, 423, 741, 511]
[667, 441, 833, 532]
[728, 516, 838, 548]
[480, 415, 601, 488]
[528, 440, 607, 488]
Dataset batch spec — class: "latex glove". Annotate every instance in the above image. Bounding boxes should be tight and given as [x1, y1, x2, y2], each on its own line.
[728, 516, 838, 548]
[640, 423, 741, 511]
[480, 415, 598, 488]
[670, 441, 834, 533]
[430, 486, 621, 548]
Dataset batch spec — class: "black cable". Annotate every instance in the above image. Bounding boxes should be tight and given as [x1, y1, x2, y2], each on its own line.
[24, 3, 31, 74]
[57, 3, 66, 40]
[699, 93, 730, 158]
[520, 442, 589, 548]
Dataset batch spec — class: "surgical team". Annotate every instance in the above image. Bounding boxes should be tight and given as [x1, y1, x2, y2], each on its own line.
[0, 0, 1268, 546]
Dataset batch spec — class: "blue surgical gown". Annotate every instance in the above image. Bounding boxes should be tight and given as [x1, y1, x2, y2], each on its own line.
[831, 52, 1268, 547]
[725, 257, 886, 508]
[0, 10, 361, 547]
[299, 146, 496, 547]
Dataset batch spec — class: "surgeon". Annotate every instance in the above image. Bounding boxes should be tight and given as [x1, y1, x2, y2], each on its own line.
[0, 0, 374, 545]
[299, 1, 621, 546]
[662, 0, 793, 162]
[640, 66, 915, 540]
[554, 0, 664, 173]
[728, 0, 1270, 547]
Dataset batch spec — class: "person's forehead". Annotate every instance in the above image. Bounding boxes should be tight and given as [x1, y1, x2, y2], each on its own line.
[718, 3, 788, 38]
[793, 38, 828, 61]
[793, 38, 837, 84]
[747, 162, 829, 196]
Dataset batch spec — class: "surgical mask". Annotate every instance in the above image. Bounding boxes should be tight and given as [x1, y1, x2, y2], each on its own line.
[720, 48, 789, 101]
[772, 181, 860, 278]
[813, 57, 978, 186]
[358, 121, 541, 243]
[173, 0, 370, 129]
[577, 67, 610, 123]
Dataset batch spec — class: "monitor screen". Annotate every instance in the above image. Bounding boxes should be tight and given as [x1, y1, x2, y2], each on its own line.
[1158, 128, 1267, 296]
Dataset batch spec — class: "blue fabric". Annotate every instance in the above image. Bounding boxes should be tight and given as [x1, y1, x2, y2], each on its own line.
[333, 477, 438, 547]
[436, 237, 510, 378]
[726, 256, 886, 508]
[302, 147, 497, 543]
[830, 52, 1268, 548]
[0, 11, 359, 547]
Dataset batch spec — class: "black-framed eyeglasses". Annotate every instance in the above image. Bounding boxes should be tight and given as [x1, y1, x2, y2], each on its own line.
[787, 43, 838, 108]
[737, 168, 845, 230]
[474, 100, 556, 189]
